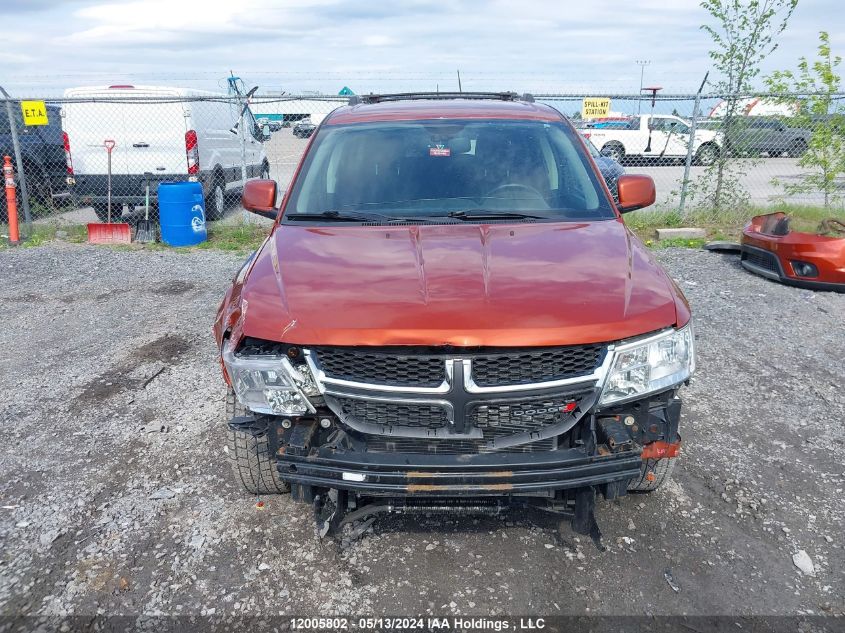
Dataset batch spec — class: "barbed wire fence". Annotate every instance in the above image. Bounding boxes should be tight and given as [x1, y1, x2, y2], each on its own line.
[2, 90, 845, 239]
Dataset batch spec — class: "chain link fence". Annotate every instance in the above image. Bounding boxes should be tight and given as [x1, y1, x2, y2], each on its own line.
[2, 90, 845, 235]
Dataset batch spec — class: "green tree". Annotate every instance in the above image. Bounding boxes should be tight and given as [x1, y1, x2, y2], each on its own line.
[697, 0, 798, 213]
[766, 31, 845, 208]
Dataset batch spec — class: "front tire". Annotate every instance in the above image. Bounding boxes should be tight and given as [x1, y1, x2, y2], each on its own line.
[628, 457, 675, 492]
[694, 143, 719, 166]
[225, 388, 290, 495]
[601, 142, 625, 163]
[787, 139, 807, 158]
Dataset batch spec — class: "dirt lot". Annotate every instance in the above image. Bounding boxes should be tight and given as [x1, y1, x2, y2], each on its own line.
[0, 242, 843, 621]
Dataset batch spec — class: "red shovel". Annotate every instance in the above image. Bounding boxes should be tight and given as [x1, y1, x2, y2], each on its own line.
[88, 139, 131, 244]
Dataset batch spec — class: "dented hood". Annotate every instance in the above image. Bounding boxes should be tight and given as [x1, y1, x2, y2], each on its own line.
[237, 219, 685, 347]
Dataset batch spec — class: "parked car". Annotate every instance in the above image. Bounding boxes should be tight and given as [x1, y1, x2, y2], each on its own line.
[268, 120, 283, 132]
[61, 85, 271, 221]
[724, 116, 810, 157]
[292, 120, 316, 138]
[581, 132, 625, 201]
[587, 114, 721, 165]
[215, 92, 695, 540]
[1, 104, 69, 222]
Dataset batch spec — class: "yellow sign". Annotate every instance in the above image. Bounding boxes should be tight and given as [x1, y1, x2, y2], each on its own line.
[581, 97, 611, 119]
[21, 100, 49, 126]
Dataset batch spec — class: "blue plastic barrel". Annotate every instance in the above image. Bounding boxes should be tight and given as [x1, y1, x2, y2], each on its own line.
[158, 181, 208, 247]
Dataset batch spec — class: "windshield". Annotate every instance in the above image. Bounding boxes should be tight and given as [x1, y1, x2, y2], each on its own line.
[284, 119, 615, 221]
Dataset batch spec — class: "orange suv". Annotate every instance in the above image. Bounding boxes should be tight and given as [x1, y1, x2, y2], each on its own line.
[214, 92, 694, 541]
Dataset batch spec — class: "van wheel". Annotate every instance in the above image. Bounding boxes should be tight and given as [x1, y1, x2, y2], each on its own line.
[628, 457, 675, 492]
[92, 203, 121, 223]
[206, 178, 226, 221]
[225, 388, 290, 495]
[261, 163, 270, 180]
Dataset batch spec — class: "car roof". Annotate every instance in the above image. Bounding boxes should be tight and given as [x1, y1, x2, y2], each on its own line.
[325, 98, 564, 126]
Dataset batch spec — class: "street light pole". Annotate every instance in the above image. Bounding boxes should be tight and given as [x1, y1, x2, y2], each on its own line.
[635, 60, 651, 114]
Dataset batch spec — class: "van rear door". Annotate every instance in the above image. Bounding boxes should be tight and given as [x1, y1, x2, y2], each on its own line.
[117, 88, 188, 176]
[63, 87, 188, 176]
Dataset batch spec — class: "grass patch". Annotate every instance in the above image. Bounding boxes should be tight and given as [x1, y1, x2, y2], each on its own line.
[194, 223, 269, 254]
[0, 221, 268, 254]
[647, 237, 708, 249]
[629, 203, 845, 245]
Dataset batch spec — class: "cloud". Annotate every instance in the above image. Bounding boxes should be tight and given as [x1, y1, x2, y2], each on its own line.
[362, 35, 396, 47]
[1, 0, 842, 96]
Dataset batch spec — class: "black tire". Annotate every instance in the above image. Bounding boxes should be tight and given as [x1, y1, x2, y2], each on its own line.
[205, 175, 226, 221]
[628, 457, 675, 492]
[92, 203, 123, 223]
[24, 166, 54, 217]
[788, 139, 807, 158]
[225, 388, 290, 495]
[694, 143, 719, 166]
[260, 162, 271, 180]
[601, 143, 625, 163]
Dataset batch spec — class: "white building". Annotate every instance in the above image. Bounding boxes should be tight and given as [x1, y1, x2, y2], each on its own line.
[251, 96, 346, 126]
[708, 97, 799, 118]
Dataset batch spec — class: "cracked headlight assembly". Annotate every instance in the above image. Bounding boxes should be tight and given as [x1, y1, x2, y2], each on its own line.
[222, 347, 318, 415]
[599, 323, 695, 407]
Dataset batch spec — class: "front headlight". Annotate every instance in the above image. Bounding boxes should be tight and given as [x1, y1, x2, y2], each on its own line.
[222, 347, 319, 415]
[599, 324, 695, 407]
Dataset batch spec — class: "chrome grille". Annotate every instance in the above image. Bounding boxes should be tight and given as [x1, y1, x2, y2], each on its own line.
[312, 344, 605, 388]
[313, 348, 445, 388]
[471, 345, 605, 386]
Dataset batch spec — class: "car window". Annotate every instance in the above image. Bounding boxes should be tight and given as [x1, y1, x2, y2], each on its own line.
[670, 119, 691, 134]
[285, 119, 614, 221]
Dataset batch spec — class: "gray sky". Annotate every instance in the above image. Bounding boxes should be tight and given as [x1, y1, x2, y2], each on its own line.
[1, 0, 842, 96]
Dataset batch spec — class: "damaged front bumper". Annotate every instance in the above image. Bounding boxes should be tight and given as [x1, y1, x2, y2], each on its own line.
[228, 387, 683, 504]
[275, 443, 644, 498]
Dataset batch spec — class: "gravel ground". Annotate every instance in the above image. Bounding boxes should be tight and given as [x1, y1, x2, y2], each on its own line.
[0, 242, 843, 621]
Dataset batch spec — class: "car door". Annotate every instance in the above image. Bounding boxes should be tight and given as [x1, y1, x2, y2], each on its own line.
[645, 117, 682, 158]
[662, 117, 694, 157]
[748, 118, 777, 155]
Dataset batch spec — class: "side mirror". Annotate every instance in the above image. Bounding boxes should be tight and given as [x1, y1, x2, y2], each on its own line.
[242, 179, 278, 220]
[262, 124, 271, 140]
[616, 175, 656, 213]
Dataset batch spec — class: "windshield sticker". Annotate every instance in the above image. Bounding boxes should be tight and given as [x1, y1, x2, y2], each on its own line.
[429, 146, 451, 157]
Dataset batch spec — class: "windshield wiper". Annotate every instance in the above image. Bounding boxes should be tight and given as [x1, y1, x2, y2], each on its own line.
[285, 210, 546, 224]
[444, 210, 548, 220]
[285, 210, 418, 223]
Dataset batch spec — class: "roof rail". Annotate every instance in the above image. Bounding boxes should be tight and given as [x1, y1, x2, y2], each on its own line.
[348, 91, 535, 106]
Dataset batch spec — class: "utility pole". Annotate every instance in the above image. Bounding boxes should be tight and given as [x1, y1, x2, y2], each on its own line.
[679, 72, 709, 217]
[457, 70, 462, 93]
[635, 60, 651, 114]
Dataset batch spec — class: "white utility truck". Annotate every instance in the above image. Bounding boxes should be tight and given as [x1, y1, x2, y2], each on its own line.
[584, 114, 722, 165]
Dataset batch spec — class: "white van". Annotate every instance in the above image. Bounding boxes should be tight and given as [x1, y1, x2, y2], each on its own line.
[61, 85, 270, 221]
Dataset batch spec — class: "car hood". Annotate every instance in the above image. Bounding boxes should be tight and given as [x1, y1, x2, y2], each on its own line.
[237, 219, 686, 347]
